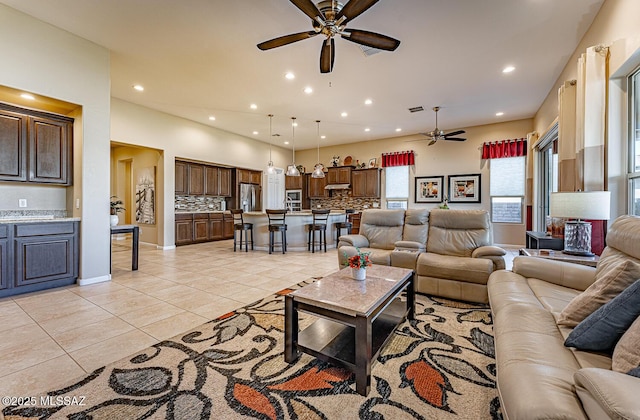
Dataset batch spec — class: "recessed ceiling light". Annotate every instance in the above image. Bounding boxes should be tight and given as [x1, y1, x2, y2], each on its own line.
[502, 66, 515, 74]
[20, 93, 35, 100]
[285, 72, 295, 80]
[292, 122, 298, 127]
[208, 116, 216, 121]
[364, 128, 371, 132]
[252, 131, 259, 135]
[284, 141, 290, 145]
[133, 84, 144, 92]
[304, 86, 313, 94]
[341, 112, 348, 117]
[364, 99, 373, 105]
[496, 112, 504, 116]
[395, 128, 402, 132]
[250, 104, 257, 110]
[321, 135, 326, 139]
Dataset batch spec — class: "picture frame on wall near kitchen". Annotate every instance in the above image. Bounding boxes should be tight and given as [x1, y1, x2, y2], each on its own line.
[368, 158, 377, 168]
[415, 176, 444, 203]
[448, 173, 481, 203]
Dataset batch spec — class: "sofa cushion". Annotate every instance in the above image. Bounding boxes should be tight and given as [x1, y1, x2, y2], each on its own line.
[401, 209, 429, 244]
[574, 368, 640, 420]
[416, 252, 492, 285]
[557, 259, 640, 327]
[565, 280, 640, 353]
[359, 209, 404, 250]
[612, 315, 640, 376]
[426, 209, 491, 257]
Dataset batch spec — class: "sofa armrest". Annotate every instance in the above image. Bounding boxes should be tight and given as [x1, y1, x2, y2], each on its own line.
[513, 256, 596, 291]
[472, 245, 506, 258]
[338, 234, 370, 248]
[394, 240, 426, 252]
[574, 368, 640, 420]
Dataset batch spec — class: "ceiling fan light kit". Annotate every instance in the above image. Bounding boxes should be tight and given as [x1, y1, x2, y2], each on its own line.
[418, 106, 467, 146]
[257, 0, 400, 73]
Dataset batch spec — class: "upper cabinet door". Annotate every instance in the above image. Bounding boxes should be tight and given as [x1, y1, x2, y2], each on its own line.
[218, 168, 232, 197]
[188, 163, 205, 195]
[0, 109, 28, 182]
[204, 165, 220, 196]
[28, 116, 72, 185]
[175, 161, 188, 194]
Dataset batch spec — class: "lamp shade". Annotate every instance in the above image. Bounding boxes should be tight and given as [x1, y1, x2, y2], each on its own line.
[549, 191, 611, 220]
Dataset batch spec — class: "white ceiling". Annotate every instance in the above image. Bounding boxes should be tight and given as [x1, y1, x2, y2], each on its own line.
[1, 0, 603, 150]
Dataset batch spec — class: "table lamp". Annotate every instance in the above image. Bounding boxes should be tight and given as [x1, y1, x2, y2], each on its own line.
[549, 191, 611, 256]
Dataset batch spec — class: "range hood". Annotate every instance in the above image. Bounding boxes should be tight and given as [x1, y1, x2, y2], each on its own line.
[325, 183, 351, 190]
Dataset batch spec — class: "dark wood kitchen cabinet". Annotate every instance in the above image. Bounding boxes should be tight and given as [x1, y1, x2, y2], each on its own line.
[188, 164, 205, 195]
[285, 175, 303, 190]
[209, 213, 224, 240]
[193, 213, 209, 242]
[0, 221, 79, 298]
[223, 213, 234, 239]
[307, 175, 328, 199]
[219, 168, 232, 196]
[175, 212, 234, 245]
[327, 166, 352, 184]
[352, 168, 381, 198]
[205, 166, 232, 197]
[175, 161, 188, 194]
[175, 213, 194, 245]
[0, 103, 73, 185]
[237, 168, 262, 184]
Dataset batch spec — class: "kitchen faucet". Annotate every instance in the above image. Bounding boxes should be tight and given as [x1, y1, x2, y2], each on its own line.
[285, 196, 293, 212]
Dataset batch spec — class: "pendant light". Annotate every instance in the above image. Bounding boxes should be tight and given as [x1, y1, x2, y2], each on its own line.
[266, 114, 276, 174]
[285, 117, 300, 177]
[311, 120, 325, 178]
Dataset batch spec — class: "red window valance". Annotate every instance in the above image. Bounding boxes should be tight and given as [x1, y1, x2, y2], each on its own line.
[481, 138, 527, 159]
[381, 150, 415, 167]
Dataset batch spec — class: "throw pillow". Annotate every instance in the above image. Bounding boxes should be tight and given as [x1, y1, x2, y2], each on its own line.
[613, 315, 640, 376]
[565, 279, 640, 352]
[558, 259, 640, 327]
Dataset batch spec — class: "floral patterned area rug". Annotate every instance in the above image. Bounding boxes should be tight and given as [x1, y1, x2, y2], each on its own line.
[3, 280, 501, 420]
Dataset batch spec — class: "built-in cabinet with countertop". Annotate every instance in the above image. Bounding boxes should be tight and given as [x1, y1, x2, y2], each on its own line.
[0, 102, 73, 185]
[175, 212, 234, 246]
[0, 220, 79, 298]
[175, 159, 232, 197]
[351, 168, 381, 198]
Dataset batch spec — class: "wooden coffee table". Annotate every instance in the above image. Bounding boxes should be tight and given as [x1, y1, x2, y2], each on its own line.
[284, 264, 415, 396]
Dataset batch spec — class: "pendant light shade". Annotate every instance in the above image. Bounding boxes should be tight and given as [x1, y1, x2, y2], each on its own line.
[266, 114, 276, 174]
[286, 117, 300, 177]
[312, 119, 325, 178]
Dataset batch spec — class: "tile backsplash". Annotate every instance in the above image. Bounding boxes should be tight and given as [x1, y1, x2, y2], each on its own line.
[175, 195, 226, 212]
[310, 190, 379, 211]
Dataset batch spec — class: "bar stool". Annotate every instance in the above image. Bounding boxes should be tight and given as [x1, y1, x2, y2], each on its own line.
[306, 209, 330, 253]
[266, 209, 287, 254]
[335, 209, 355, 240]
[231, 209, 253, 252]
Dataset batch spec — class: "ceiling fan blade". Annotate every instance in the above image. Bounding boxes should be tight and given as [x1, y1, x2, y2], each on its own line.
[443, 138, 466, 141]
[428, 139, 437, 146]
[336, 0, 379, 24]
[444, 130, 466, 137]
[257, 31, 318, 50]
[320, 38, 336, 73]
[289, 0, 325, 21]
[341, 29, 400, 51]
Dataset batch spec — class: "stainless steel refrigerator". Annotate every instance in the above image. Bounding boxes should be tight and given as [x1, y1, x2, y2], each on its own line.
[240, 183, 261, 212]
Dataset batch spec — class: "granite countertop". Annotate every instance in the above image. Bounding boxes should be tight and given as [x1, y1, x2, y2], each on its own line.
[175, 210, 227, 214]
[245, 210, 346, 216]
[0, 217, 81, 224]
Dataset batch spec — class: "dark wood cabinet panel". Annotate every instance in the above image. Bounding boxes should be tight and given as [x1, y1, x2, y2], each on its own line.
[204, 165, 219, 196]
[308, 175, 328, 198]
[0, 237, 8, 291]
[237, 169, 261, 185]
[175, 161, 188, 194]
[0, 109, 28, 181]
[352, 169, 380, 198]
[250, 171, 261, 185]
[219, 168, 232, 197]
[223, 214, 234, 239]
[29, 117, 71, 184]
[327, 166, 352, 184]
[175, 214, 194, 246]
[209, 214, 224, 240]
[285, 175, 303, 190]
[188, 164, 205, 195]
[0, 104, 72, 186]
[193, 218, 209, 242]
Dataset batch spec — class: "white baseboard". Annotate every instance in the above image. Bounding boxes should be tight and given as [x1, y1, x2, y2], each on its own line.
[78, 274, 111, 286]
[157, 244, 176, 250]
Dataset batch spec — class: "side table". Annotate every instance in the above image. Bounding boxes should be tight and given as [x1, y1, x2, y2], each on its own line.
[110, 224, 139, 271]
[519, 248, 599, 267]
[525, 231, 564, 251]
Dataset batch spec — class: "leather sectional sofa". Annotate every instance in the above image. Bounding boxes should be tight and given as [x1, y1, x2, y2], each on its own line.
[488, 215, 640, 419]
[338, 208, 506, 303]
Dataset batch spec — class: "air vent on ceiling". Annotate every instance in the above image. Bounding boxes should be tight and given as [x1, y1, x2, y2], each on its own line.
[408, 106, 424, 113]
[358, 45, 381, 57]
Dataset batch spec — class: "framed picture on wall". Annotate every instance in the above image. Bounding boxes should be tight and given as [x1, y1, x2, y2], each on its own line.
[448, 173, 481, 203]
[415, 176, 444, 203]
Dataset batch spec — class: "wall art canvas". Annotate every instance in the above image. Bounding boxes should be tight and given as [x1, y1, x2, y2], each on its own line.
[448, 173, 481, 203]
[135, 166, 156, 224]
[415, 176, 444, 203]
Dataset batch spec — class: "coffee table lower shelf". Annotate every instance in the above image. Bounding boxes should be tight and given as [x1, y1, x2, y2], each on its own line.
[296, 298, 407, 370]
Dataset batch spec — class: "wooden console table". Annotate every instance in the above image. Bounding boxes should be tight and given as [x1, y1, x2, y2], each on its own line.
[110, 224, 139, 271]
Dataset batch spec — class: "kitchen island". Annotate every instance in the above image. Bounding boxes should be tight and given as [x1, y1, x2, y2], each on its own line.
[243, 211, 347, 252]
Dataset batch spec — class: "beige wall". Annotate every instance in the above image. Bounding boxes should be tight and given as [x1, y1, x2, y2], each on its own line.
[534, 0, 640, 219]
[297, 119, 533, 245]
[0, 4, 111, 284]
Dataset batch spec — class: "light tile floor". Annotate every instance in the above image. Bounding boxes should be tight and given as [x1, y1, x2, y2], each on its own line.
[0, 237, 520, 403]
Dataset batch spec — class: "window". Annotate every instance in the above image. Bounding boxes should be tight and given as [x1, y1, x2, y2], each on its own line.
[630, 67, 640, 215]
[385, 165, 409, 209]
[490, 156, 525, 223]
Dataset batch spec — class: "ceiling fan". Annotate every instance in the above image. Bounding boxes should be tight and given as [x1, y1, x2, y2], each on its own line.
[418, 107, 466, 146]
[257, 0, 401, 73]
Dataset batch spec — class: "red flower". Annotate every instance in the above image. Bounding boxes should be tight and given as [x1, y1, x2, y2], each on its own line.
[345, 248, 371, 269]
